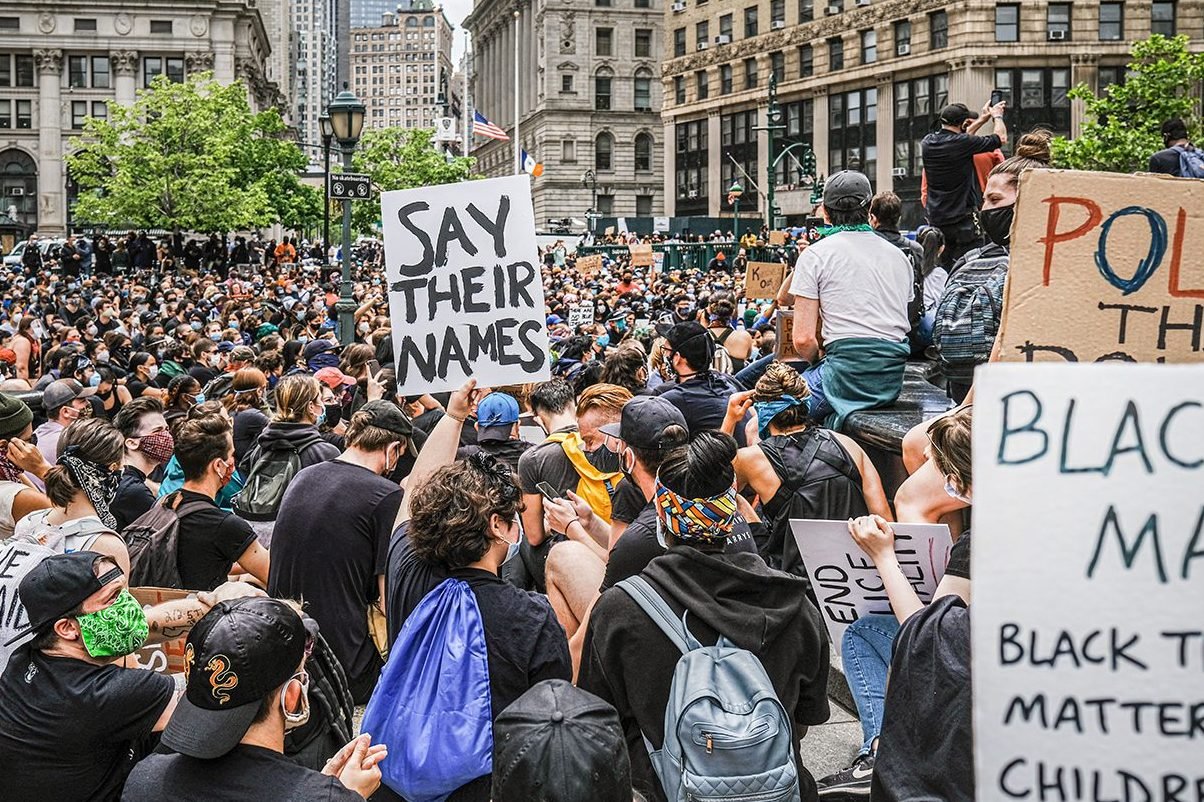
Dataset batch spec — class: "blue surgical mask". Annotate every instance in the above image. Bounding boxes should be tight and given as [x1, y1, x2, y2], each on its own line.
[596, 334, 610, 348]
[944, 480, 971, 504]
[89, 373, 102, 387]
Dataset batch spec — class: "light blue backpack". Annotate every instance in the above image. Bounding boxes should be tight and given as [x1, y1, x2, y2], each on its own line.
[617, 576, 801, 802]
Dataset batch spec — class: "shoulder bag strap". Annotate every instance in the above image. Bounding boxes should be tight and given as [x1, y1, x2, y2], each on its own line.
[617, 576, 695, 655]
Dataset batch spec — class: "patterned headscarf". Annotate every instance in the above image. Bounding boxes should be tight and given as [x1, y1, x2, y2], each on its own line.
[654, 477, 738, 548]
[0, 442, 25, 483]
[754, 394, 805, 437]
[58, 446, 120, 530]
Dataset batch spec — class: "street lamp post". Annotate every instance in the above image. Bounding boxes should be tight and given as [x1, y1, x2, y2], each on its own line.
[319, 113, 333, 267]
[326, 84, 366, 347]
[727, 181, 744, 241]
[581, 169, 598, 236]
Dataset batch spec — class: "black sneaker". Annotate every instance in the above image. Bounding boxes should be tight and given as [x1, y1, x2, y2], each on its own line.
[817, 752, 875, 798]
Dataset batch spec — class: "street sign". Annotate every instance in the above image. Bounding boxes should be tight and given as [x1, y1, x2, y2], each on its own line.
[328, 173, 372, 200]
[434, 117, 458, 141]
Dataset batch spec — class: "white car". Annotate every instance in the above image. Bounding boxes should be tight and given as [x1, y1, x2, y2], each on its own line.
[2, 239, 28, 267]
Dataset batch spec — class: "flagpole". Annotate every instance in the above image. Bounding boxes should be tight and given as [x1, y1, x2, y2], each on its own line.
[463, 31, 471, 156]
[513, 6, 521, 175]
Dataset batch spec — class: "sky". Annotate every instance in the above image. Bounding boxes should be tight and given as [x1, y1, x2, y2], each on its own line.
[441, 0, 474, 61]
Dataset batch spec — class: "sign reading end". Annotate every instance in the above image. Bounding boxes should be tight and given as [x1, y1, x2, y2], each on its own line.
[329, 173, 372, 200]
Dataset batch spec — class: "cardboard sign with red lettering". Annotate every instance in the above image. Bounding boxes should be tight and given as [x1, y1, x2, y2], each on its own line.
[129, 587, 194, 675]
[745, 261, 785, 300]
[998, 170, 1204, 364]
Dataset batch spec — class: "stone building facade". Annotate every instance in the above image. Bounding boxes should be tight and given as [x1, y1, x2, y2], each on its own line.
[466, 0, 664, 225]
[0, 1, 277, 236]
[661, 0, 1204, 225]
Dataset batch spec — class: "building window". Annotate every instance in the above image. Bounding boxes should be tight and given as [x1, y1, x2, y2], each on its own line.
[696, 70, 709, 100]
[674, 28, 686, 57]
[674, 75, 686, 104]
[744, 6, 758, 37]
[635, 29, 653, 58]
[994, 67, 1072, 143]
[596, 28, 613, 56]
[829, 86, 877, 180]
[1099, 2, 1123, 40]
[166, 57, 185, 84]
[636, 194, 653, 216]
[1047, 3, 1071, 39]
[635, 0, 651, 7]
[144, 57, 163, 86]
[0, 99, 8, 128]
[929, 10, 948, 49]
[777, 98, 814, 186]
[15, 55, 33, 87]
[996, 5, 1020, 42]
[0, 17, 18, 30]
[562, 140, 577, 163]
[597, 194, 614, 215]
[74, 18, 97, 32]
[561, 74, 574, 93]
[799, 44, 813, 77]
[860, 29, 877, 64]
[71, 100, 89, 129]
[894, 20, 912, 55]
[595, 73, 612, 110]
[1151, 1, 1175, 36]
[719, 14, 733, 39]
[69, 56, 88, 88]
[720, 63, 733, 93]
[634, 71, 653, 110]
[721, 110, 758, 212]
[744, 57, 758, 89]
[595, 132, 614, 170]
[799, 0, 814, 22]
[771, 0, 785, 25]
[149, 20, 173, 34]
[828, 37, 844, 71]
[675, 119, 708, 213]
[92, 56, 110, 89]
[16, 99, 30, 128]
[696, 20, 709, 49]
[635, 132, 654, 171]
[596, 0, 611, 6]
[771, 51, 785, 82]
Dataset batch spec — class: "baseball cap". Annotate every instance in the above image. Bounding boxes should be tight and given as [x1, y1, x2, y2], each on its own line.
[5, 551, 121, 646]
[42, 378, 87, 412]
[598, 395, 687, 450]
[161, 597, 308, 760]
[356, 400, 413, 439]
[939, 103, 974, 127]
[229, 346, 256, 363]
[823, 170, 873, 211]
[492, 680, 631, 802]
[302, 339, 339, 361]
[215, 340, 236, 353]
[476, 393, 520, 443]
[314, 365, 356, 390]
[663, 321, 713, 370]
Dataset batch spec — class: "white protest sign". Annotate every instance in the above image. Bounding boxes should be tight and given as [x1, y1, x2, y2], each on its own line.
[789, 519, 953, 654]
[0, 541, 55, 674]
[972, 363, 1204, 800]
[382, 175, 551, 395]
[568, 302, 593, 329]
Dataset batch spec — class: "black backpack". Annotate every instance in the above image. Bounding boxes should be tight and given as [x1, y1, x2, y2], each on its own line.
[233, 434, 324, 522]
[122, 492, 211, 589]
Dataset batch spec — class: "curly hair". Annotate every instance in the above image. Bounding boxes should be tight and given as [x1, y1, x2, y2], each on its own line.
[408, 454, 523, 569]
[752, 361, 812, 431]
[600, 346, 648, 396]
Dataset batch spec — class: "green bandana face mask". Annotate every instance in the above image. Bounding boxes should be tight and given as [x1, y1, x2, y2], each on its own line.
[76, 589, 149, 658]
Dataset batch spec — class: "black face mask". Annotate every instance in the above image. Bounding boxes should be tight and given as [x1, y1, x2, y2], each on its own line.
[323, 404, 342, 427]
[585, 444, 621, 474]
[979, 204, 1015, 248]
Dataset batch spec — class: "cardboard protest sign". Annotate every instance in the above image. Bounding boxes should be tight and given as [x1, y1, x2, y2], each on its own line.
[129, 587, 195, 675]
[629, 243, 655, 267]
[998, 170, 1204, 365]
[745, 261, 785, 301]
[971, 363, 1204, 800]
[789, 520, 952, 654]
[769, 230, 787, 246]
[653, 252, 665, 275]
[576, 254, 603, 278]
[382, 175, 551, 395]
[776, 309, 798, 360]
[568, 302, 594, 329]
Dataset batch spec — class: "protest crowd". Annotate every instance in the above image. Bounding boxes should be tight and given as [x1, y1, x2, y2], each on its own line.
[0, 104, 1193, 802]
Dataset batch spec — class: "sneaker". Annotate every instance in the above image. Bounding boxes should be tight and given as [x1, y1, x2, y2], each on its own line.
[817, 752, 875, 798]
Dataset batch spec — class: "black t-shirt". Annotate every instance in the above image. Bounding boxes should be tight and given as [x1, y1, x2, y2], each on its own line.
[1148, 147, 1182, 176]
[655, 372, 753, 447]
[0, 648, 174, 802]
[516, 426, 580, 500]
[188, 365, 217, 385]
[610, 478, 646, 525]
[127, 378, 152, 399]
[600, 502, 759, 591]
[455, 438, 536, 475]
[232, 408, 270, 463]
[871, 595, 972, 802]
[175, 489, 257, 591]
[268, 460, 401, 701]
[122, 743, 361, 802]
[921, 129, 1003, 226]
[112, 465, 157, 533]
[945, 532, 971, 580]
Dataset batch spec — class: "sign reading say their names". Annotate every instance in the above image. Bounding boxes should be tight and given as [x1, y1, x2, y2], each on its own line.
[971, 363, 1204, 801]
[789, 519, 953, 654]
[998, 170, 1204, 365]
[745, 261, 785, 300]
[382, 175, 551, 395]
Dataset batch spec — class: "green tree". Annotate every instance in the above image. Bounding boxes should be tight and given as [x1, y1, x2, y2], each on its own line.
[347, 127, 478, 234]
[1053, 35, 1204, 172]
[67, 72, 310, 232]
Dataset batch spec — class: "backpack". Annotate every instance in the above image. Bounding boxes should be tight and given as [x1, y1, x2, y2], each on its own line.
[361, 578, 493, 801]
[122, 492, 212, 589]
[232, 433, 324, 522]
[545, 430, 622, 522]
[201, 372, 235, 402]
[1175, 145, 1204, 179]
[617, 576, 801, 802]
[932, 244, 1010, 383]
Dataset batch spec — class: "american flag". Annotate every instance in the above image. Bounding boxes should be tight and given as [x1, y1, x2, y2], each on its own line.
[473, 110, 510, 141]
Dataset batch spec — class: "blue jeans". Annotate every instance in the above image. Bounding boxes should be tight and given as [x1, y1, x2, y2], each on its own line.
[841, 614, 900, 755]
[801, 361, 833, 422]
[734, 352, 777, 390]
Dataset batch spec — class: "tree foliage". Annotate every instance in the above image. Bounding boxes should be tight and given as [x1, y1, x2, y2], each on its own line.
[347, 127, 478, 234]
[67, 72, 312, 232]
[1052, 35, 1204, 173]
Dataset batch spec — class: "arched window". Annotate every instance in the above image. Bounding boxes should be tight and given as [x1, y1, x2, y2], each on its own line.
[595, 132, 614, 171]
[0, 149, 37, 227]
[634, 133, 654, 172]
[405, 17, 418, 27]
[634, 68, 653, 111]
[423, 16, 435, 27]
[594, 68, 612, 111]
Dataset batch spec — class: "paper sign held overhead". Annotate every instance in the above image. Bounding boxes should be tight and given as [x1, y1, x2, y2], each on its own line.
[745, 261, 785, 300]
[971, 363, 1204, 801]
[629, 243, 654, 267]
[382, 175, 551, 395]
[998, 170, 1204, 365]
[576, 254, 603, 278]
[789, 519, 953, 654]
[769, 230, 787, 246]
[568, 302, 594, 329]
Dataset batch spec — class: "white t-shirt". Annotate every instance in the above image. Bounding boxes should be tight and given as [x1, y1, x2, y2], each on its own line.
[790, 231, 913, 345]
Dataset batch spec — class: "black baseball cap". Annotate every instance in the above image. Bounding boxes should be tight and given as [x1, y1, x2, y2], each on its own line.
[939, 103, 974, 127]
[664, 321, 713, 371]
[492, 680, 631, 802]
[358, 400, 414, 439]
[161, 597, 308, 759]
[598, 395, 687, 450]
[5, 551, 121, 646]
